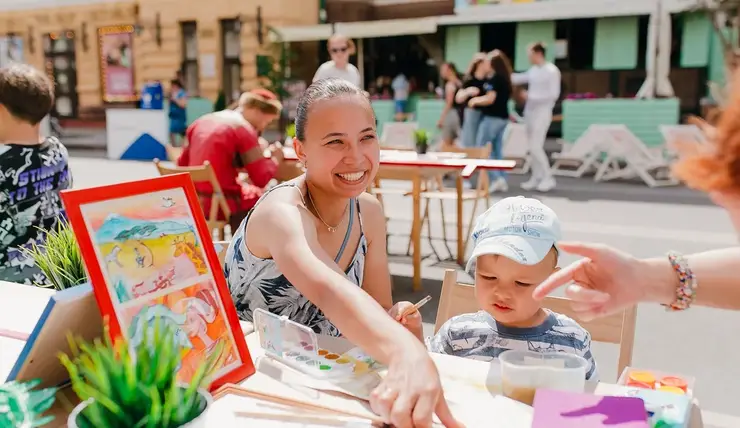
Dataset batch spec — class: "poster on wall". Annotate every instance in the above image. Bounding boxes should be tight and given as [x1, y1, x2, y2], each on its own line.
[0, 35, 24, 68]
[99, 25, 137, 102]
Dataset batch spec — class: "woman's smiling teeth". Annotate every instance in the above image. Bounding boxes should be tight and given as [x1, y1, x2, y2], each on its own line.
[337, 171, 365, 182]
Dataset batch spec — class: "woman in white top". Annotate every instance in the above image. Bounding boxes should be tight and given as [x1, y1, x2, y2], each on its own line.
[313, 34, 362, 88]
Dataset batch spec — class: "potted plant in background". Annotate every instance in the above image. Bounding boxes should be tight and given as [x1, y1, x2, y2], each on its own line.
[61, 320, 224, 428]
[21, 221, 87, 290]
[414, 130, 429, 154]
[0, 379, 57, 427]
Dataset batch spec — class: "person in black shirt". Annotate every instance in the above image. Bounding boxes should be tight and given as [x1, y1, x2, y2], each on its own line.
[456, 53, 492, 149]
[0, 64, 72, 285]
[464, 50, 513, 192]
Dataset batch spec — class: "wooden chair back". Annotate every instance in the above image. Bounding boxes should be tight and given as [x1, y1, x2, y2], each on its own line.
[154, 159, 232, 239]
[434, 269, 637, 376]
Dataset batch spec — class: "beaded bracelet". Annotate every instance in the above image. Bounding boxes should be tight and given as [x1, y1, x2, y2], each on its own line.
[663, 251, 698, 311]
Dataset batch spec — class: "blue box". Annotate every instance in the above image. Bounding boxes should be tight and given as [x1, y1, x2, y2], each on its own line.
[141, 81, 163, 110]
[616, 387, 691, 428]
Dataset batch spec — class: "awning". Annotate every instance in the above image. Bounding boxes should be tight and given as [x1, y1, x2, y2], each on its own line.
[439, 0, 697, 25]
[335, 17, 437, 38]
[268, 24, 334, 43]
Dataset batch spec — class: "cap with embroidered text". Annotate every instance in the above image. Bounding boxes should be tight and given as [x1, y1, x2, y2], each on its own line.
[466, 196, 561, 272]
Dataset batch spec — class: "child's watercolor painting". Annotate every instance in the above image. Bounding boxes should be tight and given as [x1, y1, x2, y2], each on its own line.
[61, 174, 255, 390]
[123, 281, 239, 383]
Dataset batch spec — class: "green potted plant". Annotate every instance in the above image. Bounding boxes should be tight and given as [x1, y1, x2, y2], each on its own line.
[20, 221, 87, 290]
[414, 129, 430, 154]
[285, 123, 296, 139]
[61, 320, 224, 428]
[0, 379, 57, 427]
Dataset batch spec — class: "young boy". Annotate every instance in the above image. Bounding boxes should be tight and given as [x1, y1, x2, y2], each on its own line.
[0, 64, 72, 285]
[429, 196, 598, 381]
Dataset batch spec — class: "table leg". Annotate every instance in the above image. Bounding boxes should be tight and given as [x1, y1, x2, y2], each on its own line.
[456, 174, 464, 266]
[412, 175, 422, 291]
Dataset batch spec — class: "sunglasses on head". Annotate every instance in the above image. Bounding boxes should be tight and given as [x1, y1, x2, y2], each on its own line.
[330, 46, 348, 54]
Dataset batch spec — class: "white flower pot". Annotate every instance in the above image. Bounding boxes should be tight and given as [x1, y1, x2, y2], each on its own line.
[67, 388, 213, 428]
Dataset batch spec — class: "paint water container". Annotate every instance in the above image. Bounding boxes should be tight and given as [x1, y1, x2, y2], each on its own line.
[141, 81, 163, 110]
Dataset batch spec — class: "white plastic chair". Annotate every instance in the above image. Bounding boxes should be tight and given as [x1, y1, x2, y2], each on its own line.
[550, 126, 605, 178]
[501, 123, 531, 174]
[594, 125, 678, 187]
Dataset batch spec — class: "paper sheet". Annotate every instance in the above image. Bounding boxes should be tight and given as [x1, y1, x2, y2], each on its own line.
[0, 337, 26, 381]
[207, 393, 373, 427]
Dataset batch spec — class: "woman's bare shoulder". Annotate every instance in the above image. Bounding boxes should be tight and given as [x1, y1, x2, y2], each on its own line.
[250, 180, 306, 221]
[357, 193, 386, 236]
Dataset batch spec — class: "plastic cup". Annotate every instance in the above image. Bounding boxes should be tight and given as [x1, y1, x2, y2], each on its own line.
[499, 350, 588, 405]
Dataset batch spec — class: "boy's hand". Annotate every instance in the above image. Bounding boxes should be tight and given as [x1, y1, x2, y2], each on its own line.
[389, 301, 424, 341]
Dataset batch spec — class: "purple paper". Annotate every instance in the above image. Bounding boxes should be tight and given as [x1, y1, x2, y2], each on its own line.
[533, 389, 649, 428]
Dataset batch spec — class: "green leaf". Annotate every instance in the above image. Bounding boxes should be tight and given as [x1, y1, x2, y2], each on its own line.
[58, 316, 211, 427]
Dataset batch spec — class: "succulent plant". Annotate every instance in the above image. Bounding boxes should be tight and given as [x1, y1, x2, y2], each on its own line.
[60, 318, 225, 428]
[0, 379, 57, 428]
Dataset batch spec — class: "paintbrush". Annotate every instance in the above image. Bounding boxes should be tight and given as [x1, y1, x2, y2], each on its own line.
[399, 295, 432, 319]
[0, 328, 29, 341]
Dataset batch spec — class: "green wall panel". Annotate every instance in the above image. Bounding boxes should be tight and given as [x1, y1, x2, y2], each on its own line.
[563, 98, 680, 148]
[514, 21, 555, 71]
[681, 12, 712, 67]
[593, 17, 639, 70]
[445, 26, 480, 72]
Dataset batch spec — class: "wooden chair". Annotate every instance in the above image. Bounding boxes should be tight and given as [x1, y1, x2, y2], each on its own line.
[410, 145, 492, 259]
[434, 269, 637, 377]
[154, 160, 231, 240]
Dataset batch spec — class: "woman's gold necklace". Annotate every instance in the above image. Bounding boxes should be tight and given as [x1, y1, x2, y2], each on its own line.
[307, 191, 348, 233]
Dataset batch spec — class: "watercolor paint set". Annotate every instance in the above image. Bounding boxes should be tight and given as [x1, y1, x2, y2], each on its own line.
[253, 309, 380, 380]
[617, 367, 694, 398]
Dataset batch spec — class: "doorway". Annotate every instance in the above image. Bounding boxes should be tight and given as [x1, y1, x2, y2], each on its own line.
[43, 31, 79, 118]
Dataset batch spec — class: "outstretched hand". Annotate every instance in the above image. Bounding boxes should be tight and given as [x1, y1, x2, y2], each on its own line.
[533, 242, 650, 321]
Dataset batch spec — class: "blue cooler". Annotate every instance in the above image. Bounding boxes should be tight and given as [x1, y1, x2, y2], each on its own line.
[141, 81, 163, 110]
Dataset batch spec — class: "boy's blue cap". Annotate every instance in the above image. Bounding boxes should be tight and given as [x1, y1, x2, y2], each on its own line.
[466, 196, 561, 272]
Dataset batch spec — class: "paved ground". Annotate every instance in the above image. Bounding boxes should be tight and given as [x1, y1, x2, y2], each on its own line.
[66, 153, 740, 426]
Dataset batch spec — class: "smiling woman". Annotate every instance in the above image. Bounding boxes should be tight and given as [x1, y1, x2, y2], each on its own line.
[222, 78, 463, 428]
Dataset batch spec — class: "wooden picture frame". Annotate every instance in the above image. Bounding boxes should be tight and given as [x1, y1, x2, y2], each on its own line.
[61, 174, 254, 390]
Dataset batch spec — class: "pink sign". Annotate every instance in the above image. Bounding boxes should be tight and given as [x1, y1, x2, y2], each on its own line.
[99, 27, 136, 102]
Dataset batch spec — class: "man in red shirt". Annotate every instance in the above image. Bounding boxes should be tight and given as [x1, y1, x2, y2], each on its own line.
[178, 89, 284, 230]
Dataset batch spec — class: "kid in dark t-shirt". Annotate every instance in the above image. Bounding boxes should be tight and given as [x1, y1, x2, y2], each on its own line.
[0, 64, 73, 285]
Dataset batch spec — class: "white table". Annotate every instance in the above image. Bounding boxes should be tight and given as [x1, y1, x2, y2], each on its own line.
[207, 329, 707, 428]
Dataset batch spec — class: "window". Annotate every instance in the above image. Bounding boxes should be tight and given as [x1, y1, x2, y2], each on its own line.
[180, 22, 198, 95]
[221, 19, 241, 104]
[44, 31, 78, 117]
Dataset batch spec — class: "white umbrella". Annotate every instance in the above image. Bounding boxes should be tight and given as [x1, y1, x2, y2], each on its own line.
[636, 0, 659, 99]
[655, 0, 675, 97]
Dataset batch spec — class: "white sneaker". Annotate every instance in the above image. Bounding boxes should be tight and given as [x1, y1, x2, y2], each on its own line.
[520, 178, 539, 191]
[490, 177, 508, 193]
[536, 178, 556, 192]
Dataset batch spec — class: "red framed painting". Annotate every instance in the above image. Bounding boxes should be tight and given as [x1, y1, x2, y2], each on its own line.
[61, 174, 254, 390]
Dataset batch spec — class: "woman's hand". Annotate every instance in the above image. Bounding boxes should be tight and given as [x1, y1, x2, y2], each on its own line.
[533, 242, 665, 321]
[389, 301, 423, 340]
[466, 87, 480, 97]
[370, 346, 464, 428]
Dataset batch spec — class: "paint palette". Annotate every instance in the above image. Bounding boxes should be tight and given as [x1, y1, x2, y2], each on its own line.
[254, 309, 360, 380]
